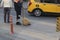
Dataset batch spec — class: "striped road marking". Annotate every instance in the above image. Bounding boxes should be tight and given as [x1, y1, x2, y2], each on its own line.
[30, 19, 56, 27]
[16, 30, 57, 40]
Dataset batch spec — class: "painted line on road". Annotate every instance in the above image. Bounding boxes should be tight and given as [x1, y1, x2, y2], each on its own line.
[16, 30, 57, 40]
[30, 19, 56, 27]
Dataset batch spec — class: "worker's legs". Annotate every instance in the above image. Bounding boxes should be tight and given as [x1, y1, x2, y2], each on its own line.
[14, 2, 22, 25]
[16, 7, 21, 25]
[7, 8, 10, 23]
[4, 8, 7, 23]
[4, 7, 11, 23]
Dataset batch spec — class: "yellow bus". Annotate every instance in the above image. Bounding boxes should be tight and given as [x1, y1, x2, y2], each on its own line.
[28, 0, 60, 16]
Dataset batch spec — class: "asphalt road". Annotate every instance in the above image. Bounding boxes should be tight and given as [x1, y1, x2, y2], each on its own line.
[0, 8, 58, 40]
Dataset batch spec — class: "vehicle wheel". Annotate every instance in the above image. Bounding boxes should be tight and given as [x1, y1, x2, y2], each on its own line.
[33, 9, 42, 16]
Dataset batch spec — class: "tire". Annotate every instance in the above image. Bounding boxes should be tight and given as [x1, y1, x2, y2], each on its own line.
[33, 9, 42, 16]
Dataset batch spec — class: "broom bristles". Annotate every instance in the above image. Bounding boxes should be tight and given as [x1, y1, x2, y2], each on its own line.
[22, 17, 31, 26]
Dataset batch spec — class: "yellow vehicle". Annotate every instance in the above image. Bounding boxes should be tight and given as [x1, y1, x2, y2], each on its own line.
[28, 0, 60, 16]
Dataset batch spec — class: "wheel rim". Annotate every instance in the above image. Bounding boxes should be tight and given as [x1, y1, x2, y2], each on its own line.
[34, 10, 41, 16]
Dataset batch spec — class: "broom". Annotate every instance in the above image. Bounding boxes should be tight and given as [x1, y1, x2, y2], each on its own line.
[21, 6, 31, 26]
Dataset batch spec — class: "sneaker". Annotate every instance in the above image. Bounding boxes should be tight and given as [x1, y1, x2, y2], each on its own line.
[16, 22, 21, 25]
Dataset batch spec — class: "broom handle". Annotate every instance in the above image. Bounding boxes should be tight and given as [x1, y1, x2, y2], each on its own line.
[22, 5, 25, 19]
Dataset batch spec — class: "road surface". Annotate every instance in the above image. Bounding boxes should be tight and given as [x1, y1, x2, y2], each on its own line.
[0, 6, 59, 40]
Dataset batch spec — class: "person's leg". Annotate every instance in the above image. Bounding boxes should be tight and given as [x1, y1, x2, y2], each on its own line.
[4, 8, 7, 23]
[16, 10, 21, 25]
[14, 2, 21, 25]
[14, 7, 21, 25]
[7, 8, 10, 23]
[16, 5, 22, 25]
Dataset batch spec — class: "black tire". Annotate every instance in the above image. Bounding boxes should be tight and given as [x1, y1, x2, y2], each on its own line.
[33, 9, 42, 16]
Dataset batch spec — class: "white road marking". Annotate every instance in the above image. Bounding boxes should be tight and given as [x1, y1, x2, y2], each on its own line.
[17, 30, 57, 40]
[30, 19, 56, 27]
